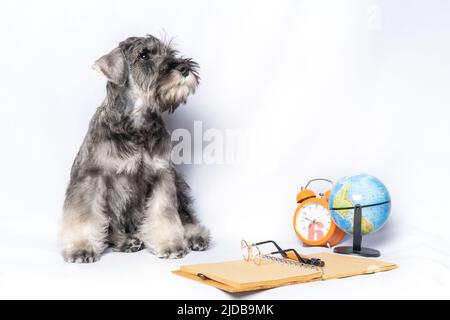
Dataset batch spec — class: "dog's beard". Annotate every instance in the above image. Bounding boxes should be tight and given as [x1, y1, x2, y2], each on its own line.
[157, 71, 198, 113]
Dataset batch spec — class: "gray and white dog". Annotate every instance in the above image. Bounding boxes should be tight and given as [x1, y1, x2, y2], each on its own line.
[59, 35, 210, 263]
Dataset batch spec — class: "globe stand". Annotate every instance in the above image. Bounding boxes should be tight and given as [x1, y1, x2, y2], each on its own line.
[333, 204, 381, 258]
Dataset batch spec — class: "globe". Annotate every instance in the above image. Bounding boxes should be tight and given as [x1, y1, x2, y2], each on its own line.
[329, 174, 391, 236]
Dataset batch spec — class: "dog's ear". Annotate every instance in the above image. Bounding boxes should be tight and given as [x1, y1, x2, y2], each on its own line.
[92, 48, 128, 86]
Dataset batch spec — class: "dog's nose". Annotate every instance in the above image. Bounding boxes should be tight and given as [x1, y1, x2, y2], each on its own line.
[175, 64, 190, 77]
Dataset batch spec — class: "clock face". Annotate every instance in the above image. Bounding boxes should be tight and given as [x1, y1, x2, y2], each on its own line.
[295, 202, 332, 242]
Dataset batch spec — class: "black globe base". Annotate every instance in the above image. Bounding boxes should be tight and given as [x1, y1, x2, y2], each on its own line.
[332, 204, 382, 258]
[333, 246, 380, 257]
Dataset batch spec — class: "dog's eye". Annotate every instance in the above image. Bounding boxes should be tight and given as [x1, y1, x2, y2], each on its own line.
[138, 49, 150, 60]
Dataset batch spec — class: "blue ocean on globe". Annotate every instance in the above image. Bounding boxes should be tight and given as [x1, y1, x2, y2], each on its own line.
[329, 174, 391, 235]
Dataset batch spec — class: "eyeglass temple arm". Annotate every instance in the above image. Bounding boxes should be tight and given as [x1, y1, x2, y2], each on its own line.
[270, 248, 308, 264]
[272, 249, 325, 267]
[254, 240, 288, 258]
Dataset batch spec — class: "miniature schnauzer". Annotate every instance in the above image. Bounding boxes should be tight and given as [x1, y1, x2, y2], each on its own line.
[59, 35, 210, 263]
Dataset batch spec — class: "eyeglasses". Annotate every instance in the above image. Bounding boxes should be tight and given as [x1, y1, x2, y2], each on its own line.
[241, 239, 325, 268]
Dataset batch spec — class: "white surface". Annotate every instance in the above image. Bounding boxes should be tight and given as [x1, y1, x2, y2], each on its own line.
[1, 0, 450, 299]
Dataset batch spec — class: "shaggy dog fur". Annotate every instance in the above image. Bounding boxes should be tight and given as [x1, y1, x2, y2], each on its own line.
[59, 35, 210, 263]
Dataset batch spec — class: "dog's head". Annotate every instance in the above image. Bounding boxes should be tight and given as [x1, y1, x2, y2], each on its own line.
[93, 35, 199, 113]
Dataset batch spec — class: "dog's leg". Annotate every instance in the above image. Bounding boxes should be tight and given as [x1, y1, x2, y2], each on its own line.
[59, 209, 108, 263]
[59, 177, 108, 263]
[175, 172, 210, 251]
[139, 172, 189, 259]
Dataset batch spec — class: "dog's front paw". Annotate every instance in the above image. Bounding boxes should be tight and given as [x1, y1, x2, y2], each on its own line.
[185, 224, 210, 251]
[187, 235, 210, 251]
[154, 244, 190, 259]
[63, 249, 101, 263]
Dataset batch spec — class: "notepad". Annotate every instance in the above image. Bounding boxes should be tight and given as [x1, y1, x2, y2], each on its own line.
[177, 258, 321, 292]
[173, 252, 397, 293]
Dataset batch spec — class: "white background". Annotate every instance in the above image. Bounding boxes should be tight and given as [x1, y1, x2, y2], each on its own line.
[1, 0, 449, 299]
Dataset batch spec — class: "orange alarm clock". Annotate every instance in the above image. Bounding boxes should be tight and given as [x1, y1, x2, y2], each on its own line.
[293, 178, 345, 247]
